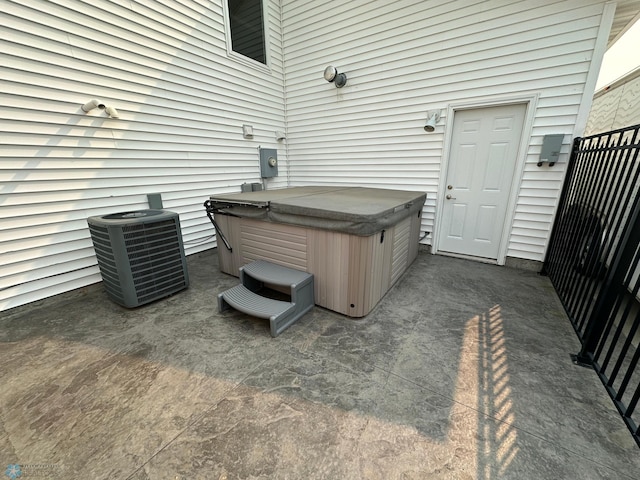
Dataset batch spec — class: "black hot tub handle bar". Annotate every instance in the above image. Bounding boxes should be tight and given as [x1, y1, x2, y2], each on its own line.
[204, 200, 233, 252]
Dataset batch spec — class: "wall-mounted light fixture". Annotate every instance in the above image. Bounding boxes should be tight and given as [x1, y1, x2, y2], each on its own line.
[81, 99, 119, 118]
[104, 106, 119, 118]
[424, 110, 441, 132]
[323, 65, 347, 88]
[81, 99, 103, 112]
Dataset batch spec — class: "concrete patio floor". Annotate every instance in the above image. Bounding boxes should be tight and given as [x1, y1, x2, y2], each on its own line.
[1, 249, 639, 479]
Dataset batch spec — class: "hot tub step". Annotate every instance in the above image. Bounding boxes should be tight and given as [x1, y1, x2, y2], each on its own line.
[241, 259, 312, 288]
[218, 285, 295, 319]
[218, 260, 314, 337]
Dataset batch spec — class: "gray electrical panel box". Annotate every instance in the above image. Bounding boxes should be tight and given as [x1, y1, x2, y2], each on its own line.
[538, 134, 564, 166]
[259, 148, 278, 178]
[147, 193, 163, 209]
[241, 182, 263, 192]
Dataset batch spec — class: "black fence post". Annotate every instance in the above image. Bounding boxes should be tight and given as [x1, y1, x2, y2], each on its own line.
[540, 136, 582, 276]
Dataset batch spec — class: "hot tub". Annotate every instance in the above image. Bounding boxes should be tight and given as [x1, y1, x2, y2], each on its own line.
[206, 186, 426, 317]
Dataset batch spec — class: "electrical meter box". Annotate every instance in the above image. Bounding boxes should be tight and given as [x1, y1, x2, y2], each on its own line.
[259, 148, 278, 178]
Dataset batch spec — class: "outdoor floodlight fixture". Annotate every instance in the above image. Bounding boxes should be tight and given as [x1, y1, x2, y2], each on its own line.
[324, 65, 347, 88]
[424, 111, 441, 133]
[81, 99, 104, 112]
[81, 99, 119, 118]
[104, 106, 119, 118]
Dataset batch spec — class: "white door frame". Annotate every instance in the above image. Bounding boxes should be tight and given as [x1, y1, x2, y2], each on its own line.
[432, 93, 539, 265]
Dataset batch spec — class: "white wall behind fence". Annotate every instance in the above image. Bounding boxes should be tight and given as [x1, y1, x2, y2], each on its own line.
[280, 0, 609, 261]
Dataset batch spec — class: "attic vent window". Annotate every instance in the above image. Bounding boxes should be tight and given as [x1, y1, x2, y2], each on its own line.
[227, 0, 266, 65]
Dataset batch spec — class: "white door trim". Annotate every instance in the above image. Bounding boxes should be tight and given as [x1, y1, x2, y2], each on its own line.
[433, 93, 538, 265]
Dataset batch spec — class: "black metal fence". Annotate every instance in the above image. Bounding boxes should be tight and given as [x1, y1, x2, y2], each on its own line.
[542, 123, 640, 448]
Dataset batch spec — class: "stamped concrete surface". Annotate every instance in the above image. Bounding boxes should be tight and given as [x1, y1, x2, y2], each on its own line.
[1, 249, 638, 479]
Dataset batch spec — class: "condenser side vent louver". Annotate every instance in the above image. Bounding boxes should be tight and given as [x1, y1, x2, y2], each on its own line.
[87, 210, 189, 307]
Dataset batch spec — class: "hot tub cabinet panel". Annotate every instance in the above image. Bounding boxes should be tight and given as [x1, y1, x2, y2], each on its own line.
[209, 187, 425, 317]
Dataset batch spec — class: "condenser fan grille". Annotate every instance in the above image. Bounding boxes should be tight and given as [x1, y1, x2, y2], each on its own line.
[122, 220, 187, 303]
[88, 223, 126, 304]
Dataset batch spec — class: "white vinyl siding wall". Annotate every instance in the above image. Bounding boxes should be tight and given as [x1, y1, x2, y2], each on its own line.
[1, 0, 617, 312]
[280, 0, 609, 261]
[1, 0, 287, 310]
[585, 68, 640, 135]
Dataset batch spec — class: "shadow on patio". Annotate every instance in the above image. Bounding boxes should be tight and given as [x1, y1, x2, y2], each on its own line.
[0, 250, 638, 479]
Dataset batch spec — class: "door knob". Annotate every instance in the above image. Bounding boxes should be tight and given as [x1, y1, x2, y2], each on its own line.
[446, 194, 456, 200]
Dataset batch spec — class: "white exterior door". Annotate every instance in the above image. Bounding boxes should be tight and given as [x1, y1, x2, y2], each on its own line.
[438, 104, 526, 260]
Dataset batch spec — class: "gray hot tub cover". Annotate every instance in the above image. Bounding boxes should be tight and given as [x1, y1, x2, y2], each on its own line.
[208, 186, 427, 236]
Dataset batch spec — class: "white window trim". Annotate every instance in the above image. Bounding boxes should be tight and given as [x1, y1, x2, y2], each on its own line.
[222, 0, 272, 72]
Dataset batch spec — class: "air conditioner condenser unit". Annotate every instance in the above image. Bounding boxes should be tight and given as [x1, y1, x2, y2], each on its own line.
[87, 209, 189, 308]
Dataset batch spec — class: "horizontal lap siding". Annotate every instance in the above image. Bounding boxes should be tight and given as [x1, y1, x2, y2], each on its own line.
[1, 0, 614, 310]
[281, 0, 606, 259]
[586, 71, 640, 135]
[1, 0, 286, 310]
